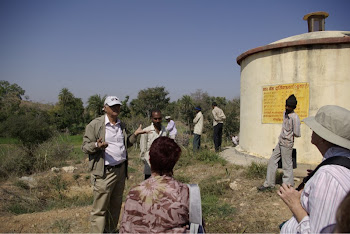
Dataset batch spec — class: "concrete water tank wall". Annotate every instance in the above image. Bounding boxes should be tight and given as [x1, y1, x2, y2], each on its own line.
[236, 31, 350, 165]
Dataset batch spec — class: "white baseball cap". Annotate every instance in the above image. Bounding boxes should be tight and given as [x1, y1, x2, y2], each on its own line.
[104, 96, 122, 106]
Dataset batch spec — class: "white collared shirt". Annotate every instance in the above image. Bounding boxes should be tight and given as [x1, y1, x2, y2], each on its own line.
[139, 123, 167, 166]
[104, 115, 126, 166]
[281, 147, 350, 234]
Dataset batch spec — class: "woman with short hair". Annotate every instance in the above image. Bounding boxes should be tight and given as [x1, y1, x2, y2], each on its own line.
[120, 137, 189, 233]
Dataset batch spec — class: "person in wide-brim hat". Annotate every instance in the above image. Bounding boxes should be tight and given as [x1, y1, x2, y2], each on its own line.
[303, 105, 350, 150]
[278, 105, 350, 233]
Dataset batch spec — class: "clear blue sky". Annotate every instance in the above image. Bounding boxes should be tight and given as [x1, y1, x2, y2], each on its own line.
[1, 0, 349, 105]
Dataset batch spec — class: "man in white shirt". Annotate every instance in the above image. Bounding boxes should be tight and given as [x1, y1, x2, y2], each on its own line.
[82, 96, 146, 233]
[140, 109, 167, 179]
[165, 116, 177, 140]
[212, 102, 226, 152]
[193, 106, 204, 151]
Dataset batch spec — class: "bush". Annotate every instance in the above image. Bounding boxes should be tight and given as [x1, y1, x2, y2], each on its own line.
[195, 150, 227, 165]
[4, 108, 54, 148]
[0, 135, 73, 178]
[0, 145, 32, 178]
[32, 135, 73, 172]
[199, 176, 236, 221]
[244, 162, 267, 179]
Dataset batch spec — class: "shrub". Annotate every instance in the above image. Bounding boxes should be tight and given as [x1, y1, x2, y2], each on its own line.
[199, 176, 236, 221]
[51, 219, 71, 233]
[0, 135, 73, 178]
[176, 132, 190, 147]
[195, 149, 227, 165]
[32, 135, 73, 173]
[49, 174, 68, 200]
[245, 162, 267, 179]
[4, 108, 54, 148]
[174, 174, 191, 184]
[199, 176, 228, 196]
[14, 180, 30, 190]
[0, 145, 32, 178]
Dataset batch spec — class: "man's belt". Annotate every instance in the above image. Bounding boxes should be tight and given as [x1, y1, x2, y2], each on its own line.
[105, 161, 125, 170]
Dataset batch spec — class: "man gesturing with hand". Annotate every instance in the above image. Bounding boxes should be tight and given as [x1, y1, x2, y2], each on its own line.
[82, 96, 147, 233]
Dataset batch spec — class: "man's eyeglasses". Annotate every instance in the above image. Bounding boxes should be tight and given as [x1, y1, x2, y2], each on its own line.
[153, 117, 162, 120]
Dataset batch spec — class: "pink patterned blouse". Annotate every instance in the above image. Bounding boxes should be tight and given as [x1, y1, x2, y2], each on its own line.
[119, 175, 189, 233]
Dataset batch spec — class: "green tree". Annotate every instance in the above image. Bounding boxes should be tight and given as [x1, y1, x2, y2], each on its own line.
[0, 81, 25, 122]
[130, 86, 170, 117]
[120, 95, 132, 119]
[87, 94, 106, 119]
[6, 106, 53, 149]
[177, 95, 194, 133]
[0, 80, 25, 99]
[54, 88, 84, 134]
[223, 98, 240, 139]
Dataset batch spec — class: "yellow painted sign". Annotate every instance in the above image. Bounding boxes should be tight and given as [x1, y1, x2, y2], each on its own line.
[262, 83, 309, 123]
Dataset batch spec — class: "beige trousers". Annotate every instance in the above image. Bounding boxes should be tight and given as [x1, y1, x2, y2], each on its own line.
[90, 162, 126, 233]
[263, 144, 294, 187]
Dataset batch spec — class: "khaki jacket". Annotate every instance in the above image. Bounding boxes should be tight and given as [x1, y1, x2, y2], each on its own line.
[193, 111, 204, 135]
[81, 115, 137, 177]
[212, 106, 226, 126]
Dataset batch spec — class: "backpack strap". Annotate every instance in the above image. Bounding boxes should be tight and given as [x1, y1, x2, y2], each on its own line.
[187, 184, 203, 234]
[297, 156, 350, 191]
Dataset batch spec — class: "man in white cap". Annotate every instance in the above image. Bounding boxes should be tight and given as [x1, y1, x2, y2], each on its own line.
[258, 94, 301, 191]
[278, 105, 350, 233]
[82, 96, 147, 233]
[165, 115, 177, 140]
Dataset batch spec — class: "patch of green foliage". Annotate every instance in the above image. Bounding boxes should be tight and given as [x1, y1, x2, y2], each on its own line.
[174, 174, 192, 184]
[199, 176, 236, 226]
[176, 148, 227, 169]
[128, 166, 137, 173]
[51, 219, 71, 233]
[0, 134, 73, 179]
[14, 180, 30, 190]
[46, 194, 93, 210]
[7, 202, 42, 215]
[0, 137, 20, 144]
[195, 150, 227, 165]
[62, 134, 83, 145]
[244, 162, 268, 179]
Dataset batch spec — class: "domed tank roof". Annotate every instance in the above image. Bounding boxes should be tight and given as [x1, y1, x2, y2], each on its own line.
[270, 31, 350, 44]
[237, 31, 350, 65]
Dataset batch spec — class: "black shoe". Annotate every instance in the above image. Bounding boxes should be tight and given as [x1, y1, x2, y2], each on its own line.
[257, 185, 274, 192]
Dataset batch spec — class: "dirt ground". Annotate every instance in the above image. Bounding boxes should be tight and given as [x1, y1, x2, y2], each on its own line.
[0, 148, 303, 233]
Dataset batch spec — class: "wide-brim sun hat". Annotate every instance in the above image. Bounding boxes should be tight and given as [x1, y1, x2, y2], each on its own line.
[104, 96, 122, 106]
[303, 105, 350, 150]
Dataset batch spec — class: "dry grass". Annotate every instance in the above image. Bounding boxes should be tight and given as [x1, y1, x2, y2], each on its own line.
[0, 146, 292, 233]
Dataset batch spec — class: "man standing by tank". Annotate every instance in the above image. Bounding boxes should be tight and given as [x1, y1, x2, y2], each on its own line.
[140, 109, 167, 180]
[258, 94, 301, 191]
[193, 106, 204, 152]
[212, 102, 226, 152]
[82, 96, 147, 233]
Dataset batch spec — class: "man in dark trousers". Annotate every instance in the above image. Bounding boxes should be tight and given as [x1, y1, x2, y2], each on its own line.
[211, 102, 226, 152]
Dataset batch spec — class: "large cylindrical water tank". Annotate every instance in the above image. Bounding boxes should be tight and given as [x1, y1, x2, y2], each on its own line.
[236, 31, 350, 164]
